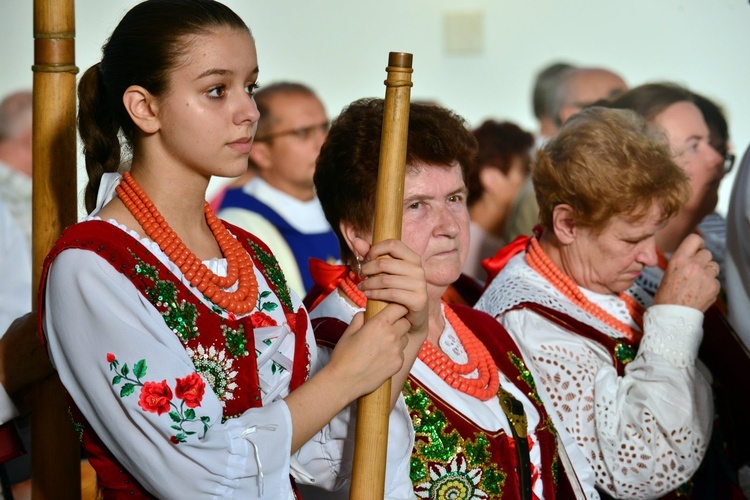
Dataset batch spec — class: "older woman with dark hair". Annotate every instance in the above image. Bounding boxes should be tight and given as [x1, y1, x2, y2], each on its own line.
[477, 107, 716, 499]
[303, 98, 592, 499]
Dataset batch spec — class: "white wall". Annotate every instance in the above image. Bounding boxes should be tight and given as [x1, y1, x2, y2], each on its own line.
[3, 0, 749, 213]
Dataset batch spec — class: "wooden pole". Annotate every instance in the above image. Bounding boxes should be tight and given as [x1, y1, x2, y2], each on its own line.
[349, 52, 413, 499]
[31, 0, 80, 498]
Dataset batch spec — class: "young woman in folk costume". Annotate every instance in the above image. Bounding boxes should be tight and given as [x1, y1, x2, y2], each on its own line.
[38, 1, 427, 497]
[303, 98, 593, 499]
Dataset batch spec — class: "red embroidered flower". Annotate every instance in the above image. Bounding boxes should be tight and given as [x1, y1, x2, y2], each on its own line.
[175, 372, 206, 408]
[106, 353, 116, 363]
[251, 311, 277, 328]
[138, 380, 173, 415]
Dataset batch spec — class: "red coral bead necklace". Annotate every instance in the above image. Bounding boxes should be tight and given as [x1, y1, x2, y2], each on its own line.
[116, 172, 258, 315]
[525, 237, 643, 342]
[339, 271, 500, 401]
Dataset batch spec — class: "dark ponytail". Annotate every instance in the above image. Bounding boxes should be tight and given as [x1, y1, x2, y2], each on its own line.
[78, 63, 122, 214]
[78, 0, 250, 214]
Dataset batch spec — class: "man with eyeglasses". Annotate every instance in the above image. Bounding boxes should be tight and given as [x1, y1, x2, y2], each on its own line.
[218, 82, 339, 296]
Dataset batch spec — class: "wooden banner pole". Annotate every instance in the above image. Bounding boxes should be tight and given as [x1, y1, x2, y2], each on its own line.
[31, 0, 80, 497]
[349, 52, 413, 499]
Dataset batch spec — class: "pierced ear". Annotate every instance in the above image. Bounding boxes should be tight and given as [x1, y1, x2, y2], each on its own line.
[248, 142, 272, 172]
[339, 220, 363, 256]
[551, 204, 577, 245]
[122, 85, 160, 135]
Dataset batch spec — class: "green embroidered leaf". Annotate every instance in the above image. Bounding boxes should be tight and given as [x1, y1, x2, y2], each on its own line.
[169, 411, 182, 423]
[171, 425, 181, 431]
[133, 359, 147, 379]
[120, 383, 135, 397]
[200, 416, 210, 423]
[121, 364, 130, 376]
[175, 433, 187, 443]
[185, 409, 196, 420]
[260, 290, 272, 299]
[185, 431, 196, 436]
[112, 375, 122, 385]
[261, 302, 278, 312]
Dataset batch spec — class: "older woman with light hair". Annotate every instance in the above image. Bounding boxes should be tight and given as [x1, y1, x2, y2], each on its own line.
[477, 107, 717, 499]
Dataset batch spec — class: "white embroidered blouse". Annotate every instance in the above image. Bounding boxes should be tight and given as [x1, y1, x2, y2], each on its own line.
[475, 253, 713, 499]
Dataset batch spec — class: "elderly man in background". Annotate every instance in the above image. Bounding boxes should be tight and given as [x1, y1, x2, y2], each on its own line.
[506, 66, 628, 243]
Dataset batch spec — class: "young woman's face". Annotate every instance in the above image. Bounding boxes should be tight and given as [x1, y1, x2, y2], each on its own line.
[153, 28, 260, 179]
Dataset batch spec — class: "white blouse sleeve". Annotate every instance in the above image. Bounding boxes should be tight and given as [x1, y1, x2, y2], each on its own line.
[293, 345, 415, 498]
[44, 248, 297, 499]
[498, 305, 713, 499]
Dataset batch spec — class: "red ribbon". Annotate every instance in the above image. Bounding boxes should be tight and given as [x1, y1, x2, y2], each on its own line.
[305, 258, 352, 311]
[480, 235, 531, 290]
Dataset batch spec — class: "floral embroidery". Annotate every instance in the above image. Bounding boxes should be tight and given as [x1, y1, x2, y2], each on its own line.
[132, 254, 199, 342]
[256, 290, 279, 314]
[251, 310, 277, 328]
[186, 345, 238, 406]
[221, 324, 249, 357]
[615, 342, 636, 365]
[508, 352, 543, 405]
[67, 407, 84, 442]
[414, 455, 488, 499]
[138, 380, 172, 415]
[404, 383, 506, 497]
[248, 240, 293, 311]
[174, 372, 206, 408]
[258, 339, 286, 375]
[108, 353, 211, 444]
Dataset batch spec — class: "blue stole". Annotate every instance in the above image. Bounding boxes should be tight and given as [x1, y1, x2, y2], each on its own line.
[221, 187, 340, 292]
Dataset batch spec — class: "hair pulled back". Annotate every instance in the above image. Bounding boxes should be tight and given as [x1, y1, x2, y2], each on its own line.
[78, 0, 249, 213]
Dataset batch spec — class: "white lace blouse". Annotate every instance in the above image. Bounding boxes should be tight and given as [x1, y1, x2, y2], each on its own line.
[475, 253, 713, 499]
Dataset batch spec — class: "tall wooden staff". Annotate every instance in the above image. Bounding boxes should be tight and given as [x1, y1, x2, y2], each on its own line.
[350, 52, 413, 499]
[31, 0, 81, 497]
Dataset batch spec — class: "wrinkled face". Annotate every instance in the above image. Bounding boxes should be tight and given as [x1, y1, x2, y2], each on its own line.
[567, 204, 664, 294]
[401, 162, 470, 295]
[260, 93, 328, 200]
[155, 28, 260, 179]
[653, 101, 724, 219]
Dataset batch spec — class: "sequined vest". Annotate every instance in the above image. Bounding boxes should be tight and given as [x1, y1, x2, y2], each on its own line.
[313, 303, 575, 499]
[39, 220, 309, 499]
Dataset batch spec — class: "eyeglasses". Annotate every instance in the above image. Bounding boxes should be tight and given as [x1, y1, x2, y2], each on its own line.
[722, 152, 735, 175]
[256, 121, 330, 142]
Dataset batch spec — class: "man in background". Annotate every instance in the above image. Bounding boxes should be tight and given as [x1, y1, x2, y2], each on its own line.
[505, 65, 628, 244]
[0, 91, 32, 249]
[0, 90, 42, 500]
